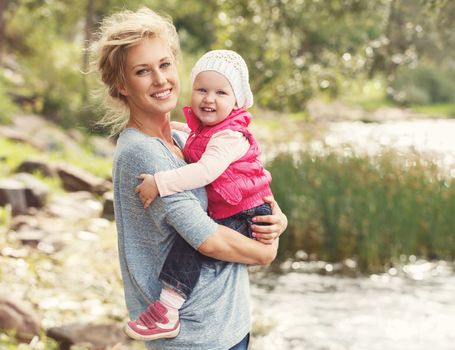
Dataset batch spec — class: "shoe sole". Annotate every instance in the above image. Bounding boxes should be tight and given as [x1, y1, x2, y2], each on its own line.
[124, 322, 181, 341]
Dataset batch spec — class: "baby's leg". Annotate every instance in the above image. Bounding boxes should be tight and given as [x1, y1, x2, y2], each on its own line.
[216, 203, 272, 238]
[125, 235, 204, 341]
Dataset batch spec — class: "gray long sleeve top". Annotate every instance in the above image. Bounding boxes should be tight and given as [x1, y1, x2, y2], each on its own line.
[113, 128, 251, 349]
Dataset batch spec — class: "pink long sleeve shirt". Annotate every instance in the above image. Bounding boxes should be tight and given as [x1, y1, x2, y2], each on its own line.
[154, 129, 250, 198]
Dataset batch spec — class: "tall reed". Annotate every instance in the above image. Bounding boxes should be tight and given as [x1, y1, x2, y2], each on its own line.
[268, 147, 455, 271]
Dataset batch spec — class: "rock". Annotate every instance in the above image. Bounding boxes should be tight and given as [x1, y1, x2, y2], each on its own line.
[0, 175, 50, 215]
[101, 192, 114, 219]
[56, 162, 111, 195]
[0, 295, 41, 342]
[0, 114, 82, 153]
[10, 229, 47, 248]
[90, 136, 116, 158]
[0, 179, 28, 215]
[9, 214, 40, 232]
[12, 173, 50, 208]
[47, 323, 132, 350]
[46, 192, 103, 219]
[16, 159, 58, 178]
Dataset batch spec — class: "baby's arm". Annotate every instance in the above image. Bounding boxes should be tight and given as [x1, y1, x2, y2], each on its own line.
[136, 130, 247, 206]
[156, 130, 249, 197]
[135, 130, 249, 208]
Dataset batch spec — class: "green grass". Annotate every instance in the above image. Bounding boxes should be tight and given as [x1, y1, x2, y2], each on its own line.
[411, 103, 455, 118]
[0, 137, 112, 181]
[268, 147, 455, 272]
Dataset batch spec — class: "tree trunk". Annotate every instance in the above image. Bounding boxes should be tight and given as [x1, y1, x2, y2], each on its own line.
[82, 0, 94, 103]
[0, 0, 8, 63]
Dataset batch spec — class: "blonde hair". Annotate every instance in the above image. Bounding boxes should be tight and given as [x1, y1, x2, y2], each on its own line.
[90, 7, 180, 136]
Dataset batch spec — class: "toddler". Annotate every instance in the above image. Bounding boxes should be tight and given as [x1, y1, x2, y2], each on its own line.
[125, 50, 274, 341]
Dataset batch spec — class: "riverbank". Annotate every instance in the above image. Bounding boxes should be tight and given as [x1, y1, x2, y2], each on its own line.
[1, 106, 454, 348]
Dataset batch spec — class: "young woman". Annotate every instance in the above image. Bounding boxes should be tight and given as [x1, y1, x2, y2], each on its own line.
[91, 7, 287, 350]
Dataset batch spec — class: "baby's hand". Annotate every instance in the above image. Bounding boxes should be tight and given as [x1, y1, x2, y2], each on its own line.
[135, 174, 159, 208]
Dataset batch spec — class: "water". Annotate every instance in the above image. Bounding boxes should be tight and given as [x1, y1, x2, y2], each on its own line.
[251, 118, 455, 350]
[250, 260, 455, 350]
[323, 118, 455, 173]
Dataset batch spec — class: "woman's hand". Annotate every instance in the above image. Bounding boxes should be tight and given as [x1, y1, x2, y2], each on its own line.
[252, 196, 288, 245]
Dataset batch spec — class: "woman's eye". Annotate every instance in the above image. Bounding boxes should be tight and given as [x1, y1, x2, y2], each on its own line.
[161, 62, 171, 69]
[136, 69, 149, 76]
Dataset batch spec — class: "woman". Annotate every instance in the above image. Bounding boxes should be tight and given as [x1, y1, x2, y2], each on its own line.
[91, 7, 287, 350]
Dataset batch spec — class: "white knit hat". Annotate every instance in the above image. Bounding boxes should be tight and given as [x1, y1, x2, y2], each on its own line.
[190, 50, 254, 109]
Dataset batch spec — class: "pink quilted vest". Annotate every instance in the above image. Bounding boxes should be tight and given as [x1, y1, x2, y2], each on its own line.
[183, 106, 273, 219]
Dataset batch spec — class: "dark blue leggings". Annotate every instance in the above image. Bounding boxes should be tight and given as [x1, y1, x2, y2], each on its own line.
[158, 203, 272, 298]
[229, 333, 250, 350]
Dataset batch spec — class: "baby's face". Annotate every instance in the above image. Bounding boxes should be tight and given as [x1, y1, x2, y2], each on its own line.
[191, 71, 237, 126]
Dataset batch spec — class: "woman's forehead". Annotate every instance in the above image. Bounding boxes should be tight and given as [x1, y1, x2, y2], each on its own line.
[126, 37, 174, 67]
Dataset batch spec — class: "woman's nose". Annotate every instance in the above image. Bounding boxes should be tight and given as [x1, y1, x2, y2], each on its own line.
[152, 71, 166, 86]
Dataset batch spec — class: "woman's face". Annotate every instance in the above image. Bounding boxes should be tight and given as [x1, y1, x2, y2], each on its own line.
[119, 37, 180, 118]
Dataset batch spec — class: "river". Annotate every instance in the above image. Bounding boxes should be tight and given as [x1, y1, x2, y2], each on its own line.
[250, 259, 455, 350]
[250, 118, 455, 350]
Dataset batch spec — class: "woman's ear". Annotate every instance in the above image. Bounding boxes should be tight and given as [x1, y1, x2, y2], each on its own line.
[117, 82, 128, 97]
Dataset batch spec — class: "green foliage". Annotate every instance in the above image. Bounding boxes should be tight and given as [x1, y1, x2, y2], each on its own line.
[0, 332, 60, 350]
[268, 147, 455, 272]
[0, 139, 40, 178]
[0, 137, 112, 180]
[389, 64, 455, 105]
[0, 72, 17, 124]
[1, 0, 455, 126]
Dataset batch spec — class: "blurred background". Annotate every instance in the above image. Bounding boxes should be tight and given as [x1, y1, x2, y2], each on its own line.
[0, 0, 454, 349]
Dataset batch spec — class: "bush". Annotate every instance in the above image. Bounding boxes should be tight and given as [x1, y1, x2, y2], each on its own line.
[389, 65, 455, 105]
[268, 147, 455, 272]
[0, 72, 17, 124]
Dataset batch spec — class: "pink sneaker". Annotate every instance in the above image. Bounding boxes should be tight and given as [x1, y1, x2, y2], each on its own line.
[124, 301, 180, 341]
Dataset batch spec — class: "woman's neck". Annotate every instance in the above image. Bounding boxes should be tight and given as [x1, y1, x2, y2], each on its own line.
[128, 112, 173, 144]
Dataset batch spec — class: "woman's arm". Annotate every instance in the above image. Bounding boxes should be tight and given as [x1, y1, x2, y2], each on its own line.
[198, 225, 279, 265]
[198, 197, 287, 265]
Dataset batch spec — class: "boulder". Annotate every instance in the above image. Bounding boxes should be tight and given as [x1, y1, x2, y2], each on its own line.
[16, 159, 57, 178]
[90, 135, 116, 158]
[47, 323, 132, 350]
[0, 179, 28, 215]
[0, 295, 41, 342]
[46, 192, 103, 219]
[101, 192, 114, 218]
[12, 173, 50, 208]
[55, 163, 111, 195]
[0, 114, 82, 153]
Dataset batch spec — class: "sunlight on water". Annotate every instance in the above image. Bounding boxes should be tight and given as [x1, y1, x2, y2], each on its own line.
[325, 119, 455, 172]
[250, 260, 455, 350]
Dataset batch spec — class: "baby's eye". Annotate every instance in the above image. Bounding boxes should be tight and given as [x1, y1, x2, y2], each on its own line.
[217, 90, 227, 95]
[196, 88, 207, 93]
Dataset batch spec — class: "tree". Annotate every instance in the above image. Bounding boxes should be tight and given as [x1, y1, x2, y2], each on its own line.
[0, 0, 7, 62]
